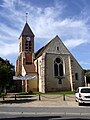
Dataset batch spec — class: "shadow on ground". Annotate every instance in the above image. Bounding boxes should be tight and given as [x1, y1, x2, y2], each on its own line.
[0, 99, 37, 104]
[0, 116, 90, 120]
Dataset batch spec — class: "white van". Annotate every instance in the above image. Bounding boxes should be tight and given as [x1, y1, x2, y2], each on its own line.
[75, 87, 90, 105]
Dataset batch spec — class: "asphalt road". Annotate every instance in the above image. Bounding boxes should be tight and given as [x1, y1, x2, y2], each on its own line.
[0, 94, 90, 119]
[0, 107, 90, 120]
[0, 114, 90, 120]
[1, 106, 90, 114]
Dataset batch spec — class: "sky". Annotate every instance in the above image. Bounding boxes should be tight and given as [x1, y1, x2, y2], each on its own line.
[0, 0, 90, 70]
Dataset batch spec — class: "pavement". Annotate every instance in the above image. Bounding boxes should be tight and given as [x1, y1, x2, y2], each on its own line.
[0, 94, 79, 107]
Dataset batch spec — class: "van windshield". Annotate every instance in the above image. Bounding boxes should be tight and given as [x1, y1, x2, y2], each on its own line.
[81, 88, 90, 93]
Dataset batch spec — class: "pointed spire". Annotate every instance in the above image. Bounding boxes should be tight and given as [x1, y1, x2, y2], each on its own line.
[20, 22, 34, 38]
[19, 13, 35, 38]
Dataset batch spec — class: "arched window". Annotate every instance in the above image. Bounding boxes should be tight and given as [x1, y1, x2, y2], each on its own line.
[54, 58, 63, 77]
[54, 64, 58, 76]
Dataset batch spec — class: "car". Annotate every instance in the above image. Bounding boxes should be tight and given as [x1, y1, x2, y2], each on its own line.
[75, 87, 90, 105]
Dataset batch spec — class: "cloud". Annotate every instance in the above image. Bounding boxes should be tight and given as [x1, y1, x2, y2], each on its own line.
[0, 0, 90, 57]
[79, 61, 90, 69]
[64, 39, 86, 49]
[34, 16, 90, 50]
[80, 61, 90, 65]
[0, 41, 18, 56]
[0, 22, 19, 38]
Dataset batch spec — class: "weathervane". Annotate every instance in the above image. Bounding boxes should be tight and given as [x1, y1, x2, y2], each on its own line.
[26, 13, 28, 23]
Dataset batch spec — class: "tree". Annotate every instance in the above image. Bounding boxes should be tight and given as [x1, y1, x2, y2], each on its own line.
[0, 58, 15, 93]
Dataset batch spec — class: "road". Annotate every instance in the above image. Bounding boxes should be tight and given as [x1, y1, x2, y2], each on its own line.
[0, 94, 90, 119]
[0, 106, 90, 120]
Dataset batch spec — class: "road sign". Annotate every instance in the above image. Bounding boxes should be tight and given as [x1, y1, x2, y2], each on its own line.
[13, 76, 36, 80]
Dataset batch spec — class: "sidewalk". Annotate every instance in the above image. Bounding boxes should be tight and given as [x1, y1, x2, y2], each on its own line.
[0, 94, 78, 107]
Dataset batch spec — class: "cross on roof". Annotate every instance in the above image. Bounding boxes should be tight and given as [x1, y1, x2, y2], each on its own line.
[26, 13, 28, 23]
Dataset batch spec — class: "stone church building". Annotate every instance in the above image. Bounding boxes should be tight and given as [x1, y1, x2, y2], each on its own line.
[16, 22, 85, 93]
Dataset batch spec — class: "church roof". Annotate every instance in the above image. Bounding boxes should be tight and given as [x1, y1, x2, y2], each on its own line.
[35, 46, 45, 59]
[35, 35, 58, 59]
[20, 22, 34, 38]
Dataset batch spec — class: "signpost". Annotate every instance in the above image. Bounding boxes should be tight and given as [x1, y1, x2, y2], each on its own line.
[13, 76, 37, 92]
[13, 76, 36, 80]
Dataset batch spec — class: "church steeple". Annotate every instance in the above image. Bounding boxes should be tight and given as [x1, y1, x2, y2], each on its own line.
[19, 13, 34, 38]
[18, 20, 35, 66]
[19, 21, 35, 53]
[20, 22, 34, 38]
[16, 18, 36, 92]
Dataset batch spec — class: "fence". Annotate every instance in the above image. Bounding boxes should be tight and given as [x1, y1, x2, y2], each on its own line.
[1, 94, 75, 102]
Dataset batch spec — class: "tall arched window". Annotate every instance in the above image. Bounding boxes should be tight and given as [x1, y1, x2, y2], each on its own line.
[54, 58, 63, 77]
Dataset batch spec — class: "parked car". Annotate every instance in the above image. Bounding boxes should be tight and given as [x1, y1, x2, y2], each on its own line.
[75, 87, 90, 105]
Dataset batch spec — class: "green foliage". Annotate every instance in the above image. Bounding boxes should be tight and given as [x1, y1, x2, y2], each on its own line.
[0, 92, 6, 97]
[18, 91, 33, 95]
[17, 91, 75, 95]
[45, 91, 75, 94]
[0, 57, 15, 92]
[18, 92, 29, 95]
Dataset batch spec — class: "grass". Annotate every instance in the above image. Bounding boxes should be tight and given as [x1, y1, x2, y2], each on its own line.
[17, 91, 75, 95]
[18, 92, 32, 95]
[45, 91, 75, 94]
[0, 93, 7, 97]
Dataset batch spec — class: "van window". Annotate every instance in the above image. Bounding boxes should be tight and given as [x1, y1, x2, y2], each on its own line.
[81, 88, 90, 93]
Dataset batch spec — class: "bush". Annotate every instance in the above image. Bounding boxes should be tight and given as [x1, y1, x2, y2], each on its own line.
[28, 90, 33, 94]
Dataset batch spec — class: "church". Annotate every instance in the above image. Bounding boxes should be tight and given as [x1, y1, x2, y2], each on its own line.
[15, 21, 85, 93]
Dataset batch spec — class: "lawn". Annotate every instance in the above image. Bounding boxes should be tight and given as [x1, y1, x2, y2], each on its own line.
[18, 91, 75, 95]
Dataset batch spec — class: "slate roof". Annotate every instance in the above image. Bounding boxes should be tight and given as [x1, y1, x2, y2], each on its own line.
[35, 46, 45, 59]
[20, 22, 34, 38]
[35, 35, 58, 59]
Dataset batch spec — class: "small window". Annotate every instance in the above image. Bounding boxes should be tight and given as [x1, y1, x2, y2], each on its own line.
[58, 79, 62, 84]
[25, 47, 28, 49]
[29, 41, 31, 46]
[75, 73, 78, 80]
[26, 61, 31, 64]
[29, 47, 31, 50]
[57, 47, 59, 51]
[19, 43, 21, 52]
[25, 39, 32, 52]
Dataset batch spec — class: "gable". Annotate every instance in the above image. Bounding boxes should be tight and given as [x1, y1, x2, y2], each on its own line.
[35, 35, 70, 59]
[35, 35, 83, 70]
[44, 35, 70, 54]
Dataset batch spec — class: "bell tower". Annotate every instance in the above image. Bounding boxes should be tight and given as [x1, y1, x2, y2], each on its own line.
[19, 22, 35, 65]
[16, 21, 35, 76]
[15, 14, 38, 92]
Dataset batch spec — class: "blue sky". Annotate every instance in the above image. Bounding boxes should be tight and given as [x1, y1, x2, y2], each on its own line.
[0, 0, 90, 70]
